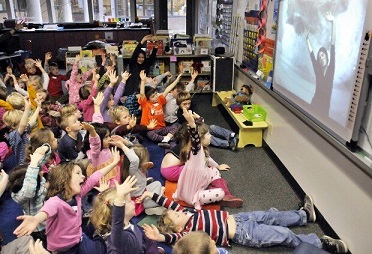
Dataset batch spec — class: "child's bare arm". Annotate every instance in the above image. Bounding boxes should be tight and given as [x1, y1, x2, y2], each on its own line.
[17, 97, 32, 135]
[163, 73, 182, 97]
[28, 99, 42, 128]
[139, 70, 146, 96]
[13, 212, 48, 237]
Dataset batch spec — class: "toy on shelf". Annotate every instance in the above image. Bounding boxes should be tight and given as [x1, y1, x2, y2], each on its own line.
[224, 84, 253, 108]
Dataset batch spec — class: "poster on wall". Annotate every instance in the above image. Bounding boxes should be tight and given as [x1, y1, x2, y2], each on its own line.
[273, 0, 368, 143]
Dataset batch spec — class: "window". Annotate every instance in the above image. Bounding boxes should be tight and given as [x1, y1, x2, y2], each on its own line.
[167, 0, 186, 34]
[0, 0, 8, 21]
[136, 0, 154, 18]
[52, 0, 86, 23]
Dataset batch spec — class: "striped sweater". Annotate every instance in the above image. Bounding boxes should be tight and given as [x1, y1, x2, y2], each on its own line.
[152, 193, 230, 247]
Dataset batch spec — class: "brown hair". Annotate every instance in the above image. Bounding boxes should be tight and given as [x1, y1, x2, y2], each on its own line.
[46, 161, 86, 200]
[122, 144, 150, 181]
[59, 113, 75, 131]
[178, 123, 210, 164]
[61, 104, 78, 117]
[26, 128, 54, 162]
[176, 91, 192, 106]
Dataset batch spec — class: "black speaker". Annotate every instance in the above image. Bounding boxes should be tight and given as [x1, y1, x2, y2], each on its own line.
[214, 47, 225, 55]
[211, 55, 234, 92]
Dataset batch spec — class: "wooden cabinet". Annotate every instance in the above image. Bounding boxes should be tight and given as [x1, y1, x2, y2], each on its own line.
[17, 28, 150, 62]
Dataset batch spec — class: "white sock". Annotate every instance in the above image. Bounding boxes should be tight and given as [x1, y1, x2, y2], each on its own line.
[162, 136, 170, 143]
[230, 133, 236, 138]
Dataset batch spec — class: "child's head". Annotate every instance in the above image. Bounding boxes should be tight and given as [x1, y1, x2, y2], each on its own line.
[6, 92, 25, 110]
[36, 88, 49, 103]
[109, 106, 130, 125]
[178, 122, 210, 163]
[8, 164, 42, 197]
[49, 62, 59, 76]
[2, 109, 23, 129]
[82, 123, 110, 153]
[144, 86, 158, 103]
[91, 187, 134, 234]
[27, 128, 58, 157]
[136, 50, 146, 65]
[176, 91, 192, 110]
[172, 231, 218, 254]
[59, 114, 82, 133]
[46, 161, 87, 200]
[158, 209, 189, 234]
[24, 58, 36, 74]
[79, 84, 92, 100]
[61, 104, 82, 119]
[28, 75, 43, 90]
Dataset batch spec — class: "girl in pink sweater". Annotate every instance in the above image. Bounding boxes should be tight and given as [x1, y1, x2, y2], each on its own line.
[78, 68, 98, 122]
[66, 55, 93, 105]
[13, 148, 120, 253]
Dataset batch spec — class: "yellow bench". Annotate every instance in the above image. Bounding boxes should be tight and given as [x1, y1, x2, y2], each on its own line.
[212, 91, 268, 148]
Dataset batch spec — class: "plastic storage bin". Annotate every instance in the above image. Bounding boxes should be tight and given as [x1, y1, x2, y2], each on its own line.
[243, 105, 266, 122]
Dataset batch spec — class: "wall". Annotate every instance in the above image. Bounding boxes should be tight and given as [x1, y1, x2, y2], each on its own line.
[235, 70, 372, 254]
[231, 1, 372, 253]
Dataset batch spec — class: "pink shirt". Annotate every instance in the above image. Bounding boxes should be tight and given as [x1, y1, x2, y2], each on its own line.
[173, 146, 219, 209]
[78, 79, 98, 122]
[40, 170, 103, 252]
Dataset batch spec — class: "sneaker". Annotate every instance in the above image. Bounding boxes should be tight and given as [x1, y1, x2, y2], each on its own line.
[158, 142, 170, 149]
[219, 195, 243, 208]
[321, 235, 348, 253]
[145, 206, 167, 215]
[143, 162, 154, 170]
[229, 135, 239, 151]
[303, 194, 316, 222]
[157, 247, 165, 254]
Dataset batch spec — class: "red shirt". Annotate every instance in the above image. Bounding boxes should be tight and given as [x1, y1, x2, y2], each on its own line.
[48, 74, 68, 97]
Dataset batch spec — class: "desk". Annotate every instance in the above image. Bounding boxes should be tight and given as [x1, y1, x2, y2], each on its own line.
[213, 91, 268, 148]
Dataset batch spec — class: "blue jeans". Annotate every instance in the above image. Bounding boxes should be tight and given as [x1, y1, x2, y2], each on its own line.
[232, 208, 322, 248]
[209, 125, 233, 148]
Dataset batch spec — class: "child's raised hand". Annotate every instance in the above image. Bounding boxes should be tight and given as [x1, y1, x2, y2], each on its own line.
[30, 145, 48, 165]
[182, 107, 195, 127]
[139, 70, 147, 81]
[115, 175, 138, 197]
[23, 96, 31, 109]
[93, 178, 110, 193]
[81, 122, 95, 133]
[75, 54, 81, 62]
[192, 112, 201, 119]
[29, 239, 50, 254]
[191, 70, 199, 80]
[45, 52, 52, 62]
[111, 146, 120, 163]
[147, 119, 157, 130]
[121, 71, 131, 82]
[142, 224, 160, 241]
[108, 69, 118, 85]
[93, 92, 104, 106]
[128, 115, 137, 128]
[34, 59, 42, 69]
[20, 74, 28, 82]
[6, 66, 12, 74]
[176, 72, 183, 81]
[109, 135, 126, 149]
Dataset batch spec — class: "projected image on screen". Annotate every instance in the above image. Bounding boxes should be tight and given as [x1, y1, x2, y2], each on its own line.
[273, 0, 368, 142]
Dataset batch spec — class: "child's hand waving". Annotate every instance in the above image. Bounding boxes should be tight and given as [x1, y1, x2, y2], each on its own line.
[136, 190, 153, 203]
[121, 71, 131, 82]
[139, 70, 146, 81]
[93, 92, 104, 106]
[94, 178, 110, 193]
[182, 107, 195, 128]
[108, 69, 118, 85]
[111, 147, 120, 164]
[147, 119, 157, 130]
[115, 175, 138, 198]
[142, 224, 161, 241]
[81, 122, 95, 133]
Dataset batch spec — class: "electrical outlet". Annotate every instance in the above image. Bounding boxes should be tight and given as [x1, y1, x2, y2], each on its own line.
[267, 122, 273, 136]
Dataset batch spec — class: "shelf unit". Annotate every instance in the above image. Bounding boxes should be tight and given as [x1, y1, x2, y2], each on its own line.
[122, 54, 213, 92]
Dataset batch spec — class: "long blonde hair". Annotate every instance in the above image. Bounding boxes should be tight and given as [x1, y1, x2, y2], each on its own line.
[90, 187, 116, 235]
